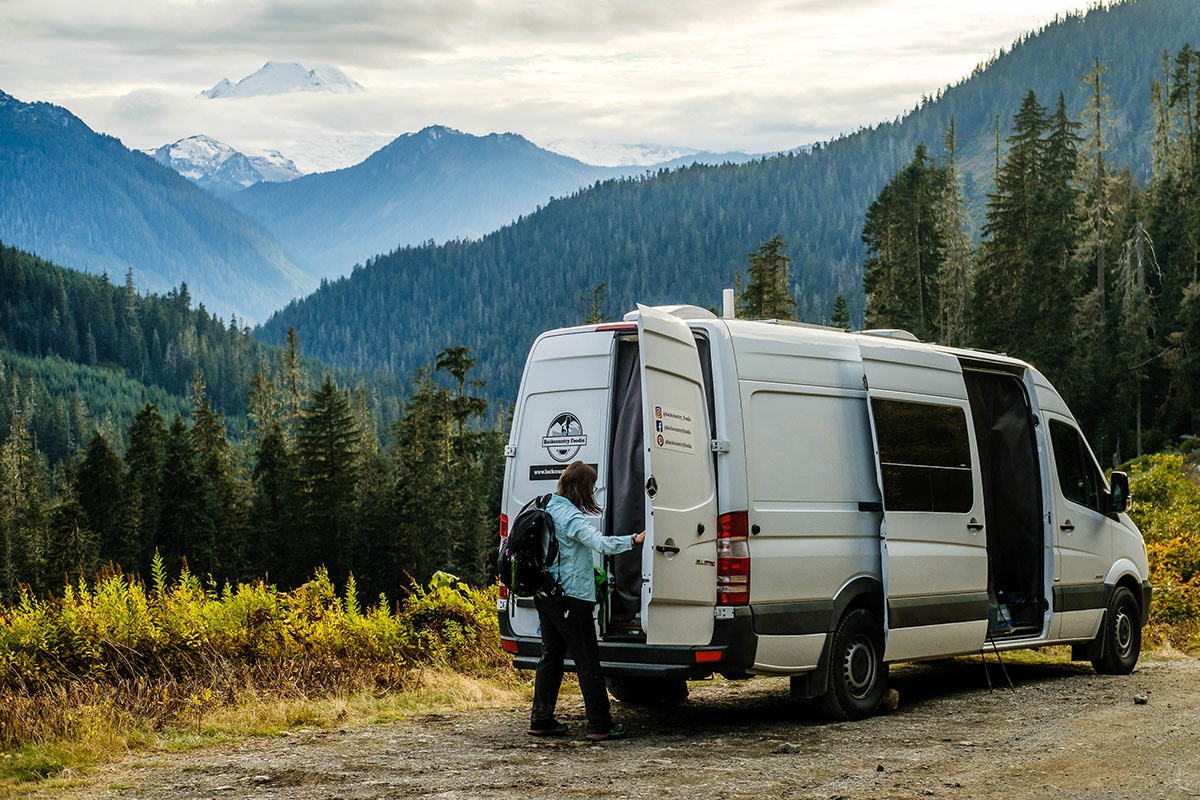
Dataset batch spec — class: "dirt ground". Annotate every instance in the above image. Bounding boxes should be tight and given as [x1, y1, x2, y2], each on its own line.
[45, 656, 1200, 800]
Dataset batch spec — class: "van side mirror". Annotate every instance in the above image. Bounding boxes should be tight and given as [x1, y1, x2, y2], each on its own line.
[1107, 471, 1130, 514]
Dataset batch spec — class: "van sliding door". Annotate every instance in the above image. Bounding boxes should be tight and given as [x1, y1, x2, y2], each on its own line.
[859, 340, 989, 661]
[636, 305, 718, 646]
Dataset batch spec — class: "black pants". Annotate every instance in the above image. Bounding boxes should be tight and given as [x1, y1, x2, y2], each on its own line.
[531, 594, 612, 735]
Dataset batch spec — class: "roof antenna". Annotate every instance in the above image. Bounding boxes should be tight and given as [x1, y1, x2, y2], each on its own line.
[722, 288, 735, 319]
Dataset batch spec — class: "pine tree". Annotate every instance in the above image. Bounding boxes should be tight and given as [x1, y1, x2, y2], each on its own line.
[189, 371, 245, 577]
[935, 119, 974, 346]
[1079, 58, 1114, 306]
[45, 461, 97, 585]
[580, 282, 608, 324]
[281, 327, 306, 443]
[0, 408, 48, 598]
[297, 375, 359, 581]
[124, 402, 167, 574]
[976, 91, 1049, 357]
[77, 432, 129, 572]
[830, 295, 852, 330]
[862, 145, 944, 339]
[157, 414, 210, 576]
[739, 235, 798, 320]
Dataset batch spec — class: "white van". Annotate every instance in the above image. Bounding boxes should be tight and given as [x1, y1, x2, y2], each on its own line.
[497, 304, 1151, 719]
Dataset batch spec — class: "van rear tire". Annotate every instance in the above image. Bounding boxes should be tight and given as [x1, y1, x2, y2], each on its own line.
[815, 609, 888, 721]
[606, 676, 689, 706]
[1091, 586, 1141, 675]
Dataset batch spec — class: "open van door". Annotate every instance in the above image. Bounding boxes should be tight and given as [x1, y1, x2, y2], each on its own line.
[636, 305, 718, 645]
[859, 339, 989, 661]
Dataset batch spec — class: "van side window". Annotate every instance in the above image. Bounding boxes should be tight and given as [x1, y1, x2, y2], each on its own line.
[871, 399, 973, 513]
[1049, 420, 1104, 511]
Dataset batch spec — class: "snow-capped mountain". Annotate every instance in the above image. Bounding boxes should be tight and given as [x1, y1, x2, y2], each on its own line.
[201, 61, 363, 99]
[147, 135, 301, 195]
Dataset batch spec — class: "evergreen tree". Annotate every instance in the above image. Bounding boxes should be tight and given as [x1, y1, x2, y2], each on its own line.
[935, 120, 974, 346]
[739, 235, 798, 320]
[830, 295, 852, 329]
[976, 91, 1052, 360]
[580, 282, 609, 324]
[77, 432, 129, 571]
[0, 408, 47, 598]
[296, 375, 359, 582]
[124, 403, 167, 575]
[248, 425, 293, 582]
[862, 145, 944, 339]
[189, 371, 245, 576]
[45, 462, 97, 585]
[157, 414, 210, 576]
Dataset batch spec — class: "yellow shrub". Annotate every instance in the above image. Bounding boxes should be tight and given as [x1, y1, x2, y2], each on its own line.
[1128, 453, 1200, 637]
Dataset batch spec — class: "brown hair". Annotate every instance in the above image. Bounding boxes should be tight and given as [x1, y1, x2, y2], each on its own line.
[557, 461, 602, 515]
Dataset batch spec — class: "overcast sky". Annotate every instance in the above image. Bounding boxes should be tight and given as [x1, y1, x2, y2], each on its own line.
[0, 0, 1085, 170]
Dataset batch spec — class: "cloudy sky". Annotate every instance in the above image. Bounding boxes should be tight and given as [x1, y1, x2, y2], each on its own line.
[0, 0, 1083, 170]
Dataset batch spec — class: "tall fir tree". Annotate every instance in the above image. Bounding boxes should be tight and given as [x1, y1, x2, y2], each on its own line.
[862, 144, 944, 340]
[738, 235, 798, 320]
[296, 375, 359, 582]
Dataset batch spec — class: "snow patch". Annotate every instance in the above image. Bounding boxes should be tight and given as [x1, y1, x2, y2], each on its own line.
[542, 139, 703, 167]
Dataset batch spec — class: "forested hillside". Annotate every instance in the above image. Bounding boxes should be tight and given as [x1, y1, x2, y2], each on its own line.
[0, 92, 308, 322]
[0, 243, 499, 604]
[258, 0, 1200, 406]
[0, 242, 406, 451]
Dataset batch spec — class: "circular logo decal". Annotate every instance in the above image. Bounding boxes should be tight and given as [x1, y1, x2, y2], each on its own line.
[542, 412, 588, 462]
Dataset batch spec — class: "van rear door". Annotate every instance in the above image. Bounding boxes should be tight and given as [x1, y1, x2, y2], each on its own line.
[636, 305, 718, 646]
[859, 339, 989, 661]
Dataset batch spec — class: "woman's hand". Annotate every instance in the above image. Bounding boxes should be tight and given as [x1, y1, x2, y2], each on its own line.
[633, 530, 646, 545]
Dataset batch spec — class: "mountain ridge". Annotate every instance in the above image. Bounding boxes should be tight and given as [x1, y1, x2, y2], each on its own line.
[0, 90, 309, 323]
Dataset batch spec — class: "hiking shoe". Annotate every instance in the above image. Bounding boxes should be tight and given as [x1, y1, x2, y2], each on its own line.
[528, 721, 568, 736]
[586, 723, 627, 741]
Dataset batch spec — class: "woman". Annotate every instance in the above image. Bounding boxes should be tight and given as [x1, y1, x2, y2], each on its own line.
[529, 460, 646, 741]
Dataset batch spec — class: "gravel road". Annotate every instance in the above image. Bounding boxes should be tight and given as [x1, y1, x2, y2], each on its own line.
[46, 656, 1200, 800]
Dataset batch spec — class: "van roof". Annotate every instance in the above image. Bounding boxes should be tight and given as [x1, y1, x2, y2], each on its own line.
[544, 306, 1045, 381]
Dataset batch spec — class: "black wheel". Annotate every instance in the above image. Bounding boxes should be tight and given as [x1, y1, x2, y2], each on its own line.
[606, 676, 689, 706]
[815, 608, 888, 721]
[1091, 586, 1142, 675]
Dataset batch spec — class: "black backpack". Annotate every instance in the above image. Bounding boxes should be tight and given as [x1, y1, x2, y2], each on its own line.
[498, 494, 564, 598]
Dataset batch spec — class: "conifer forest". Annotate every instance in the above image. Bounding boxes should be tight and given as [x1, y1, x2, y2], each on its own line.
[862, 45, 1200, 464]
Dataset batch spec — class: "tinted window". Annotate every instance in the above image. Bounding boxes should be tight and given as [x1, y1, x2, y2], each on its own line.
[872, 399, 973, 513]
[1049, 420, 1104, 511]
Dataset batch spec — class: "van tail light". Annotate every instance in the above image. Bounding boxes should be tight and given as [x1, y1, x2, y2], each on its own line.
[717, 511, 750, 606]
[498, 513, 509, 600]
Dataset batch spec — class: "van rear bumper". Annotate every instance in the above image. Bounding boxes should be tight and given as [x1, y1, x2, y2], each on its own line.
[501, 607, 757, 679]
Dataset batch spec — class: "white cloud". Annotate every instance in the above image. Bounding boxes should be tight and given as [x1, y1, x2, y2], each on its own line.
[0, 0, 1085, 163]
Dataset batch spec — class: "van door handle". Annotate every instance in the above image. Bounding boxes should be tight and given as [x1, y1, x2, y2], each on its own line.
[655, 544, 681, 554]
[1060, 520, 1075, 534]
[967, 518, 983, 534]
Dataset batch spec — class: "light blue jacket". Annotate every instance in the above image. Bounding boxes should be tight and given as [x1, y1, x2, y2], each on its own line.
[544, 493, 636, 602]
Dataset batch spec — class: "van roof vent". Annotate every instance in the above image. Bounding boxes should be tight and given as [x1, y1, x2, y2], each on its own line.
[860, 328, 920, 342]
[623, 304, 718, 321]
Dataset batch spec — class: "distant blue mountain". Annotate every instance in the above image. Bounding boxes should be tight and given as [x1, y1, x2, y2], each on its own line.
[226, 125, 622, 279]
[0, 91, 308, 322]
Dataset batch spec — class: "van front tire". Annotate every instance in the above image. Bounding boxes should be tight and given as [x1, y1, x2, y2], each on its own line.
[1091, 586, 1141, 675]
[815, 609, 888, 721]
[606, 676, 689, 706]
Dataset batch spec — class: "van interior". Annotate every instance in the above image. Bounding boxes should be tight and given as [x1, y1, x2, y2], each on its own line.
[605, 337, 645, 629]
[960, 364, 1046, 638]
[598, 334, 1048, 643]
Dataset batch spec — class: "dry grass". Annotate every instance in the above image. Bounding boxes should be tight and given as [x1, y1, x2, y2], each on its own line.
[0, 670, 535, 798]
